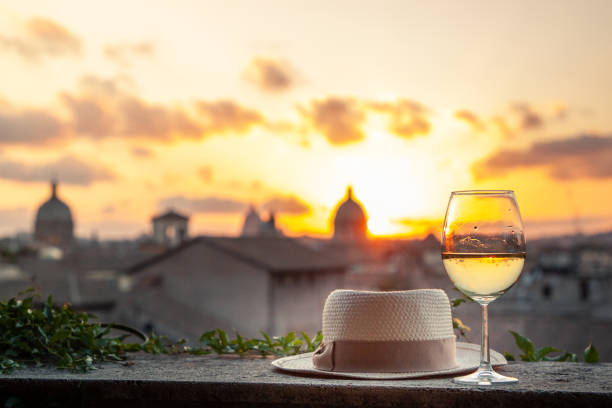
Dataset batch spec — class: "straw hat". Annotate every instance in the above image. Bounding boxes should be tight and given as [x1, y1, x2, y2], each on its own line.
[272, 289, 506, 379]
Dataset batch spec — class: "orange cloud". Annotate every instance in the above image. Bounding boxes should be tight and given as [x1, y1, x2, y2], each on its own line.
[78, 74, 134, 96]
[61, 93, 115, 138]
[159, 195, 247, 214]
[60, 75, 135, 138]
[469, 102, 572, 140]
[368, 99, 431, 139]
[5, 73, 439, 150]
[0, 108, 66, 146]
[63, 75, 203, 141]
[196, 100, 264, 134]
[261, 195, 310, 215]
[121, 97, 202, 140]
[472, 134, 612, 180]
[60, 76, 266, 142]
[244, 57, 296, 92]
[0, 155, 114, 185]
[300, 97, 366, 145]
[158, 194, 310, 215]
[62, 93, 202, 142]
[0, 17, 81, 62]
[511, 103, 544, 131]
[454, 109, 485, 131]
[104, 42, 155, 66]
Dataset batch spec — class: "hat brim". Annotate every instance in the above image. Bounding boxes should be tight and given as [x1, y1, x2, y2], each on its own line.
[271, 342, 507, 380]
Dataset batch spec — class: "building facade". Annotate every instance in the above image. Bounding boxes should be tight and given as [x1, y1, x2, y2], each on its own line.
[332, 187, 368, 243]
[119, 237, 346, 340]
[152, 210, 189, 247]
[34, 181, 74, 247]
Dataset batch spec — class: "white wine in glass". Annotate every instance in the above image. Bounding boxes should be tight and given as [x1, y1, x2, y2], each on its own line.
[441, 190, 526, 385]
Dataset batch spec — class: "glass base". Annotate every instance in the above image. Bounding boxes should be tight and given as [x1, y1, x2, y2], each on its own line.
[453, 364, 517, 385]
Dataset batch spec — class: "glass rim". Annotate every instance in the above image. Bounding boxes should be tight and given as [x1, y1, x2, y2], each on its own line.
[451, 189, 515, 196]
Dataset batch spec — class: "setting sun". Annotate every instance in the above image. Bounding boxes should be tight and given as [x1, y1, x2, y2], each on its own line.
[0, 0, 609, 240]
[1, 0, 612, 384]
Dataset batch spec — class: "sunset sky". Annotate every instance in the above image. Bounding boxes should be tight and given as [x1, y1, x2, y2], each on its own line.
[0, 0, 611, 239]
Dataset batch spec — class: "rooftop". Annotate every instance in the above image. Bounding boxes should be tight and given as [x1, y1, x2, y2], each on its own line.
[128, 236, 348, 274]
[152, 210, 189, 222]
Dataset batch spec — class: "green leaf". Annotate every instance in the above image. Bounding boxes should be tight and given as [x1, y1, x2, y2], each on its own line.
[452, 318, 471, 340]
[546, 352, 577, 362]
[503, 352, 515, 361]
[301, 332, 312, 350]
[199, 330, 225, 354]
[451, 289, 473, 303]
[233, 332, 244, 347]
[50, 328, 70, 344]
[534, 346, 560, 361]
[290, 338, 303, 354]
[451, 298, 466, 307]
[188, 348, 211, 355]
[36, 326, 48, 344]
[283, 332, 296, 347]
[509, 330, 534, 361]
[0, 288, 179, 371]
[584, 344, 599, 363]
[231, 332, 250, 355]
[313, 331, 323, 348]
[200, 330, 216, 343]
[6, 283, 602, 373]
[42, 301, 53, 322]
[218, 329, 228, 347]
[260, 331, 273, 346]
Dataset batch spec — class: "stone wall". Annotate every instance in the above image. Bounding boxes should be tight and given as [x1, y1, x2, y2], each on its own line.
[1, 354, 610, 407]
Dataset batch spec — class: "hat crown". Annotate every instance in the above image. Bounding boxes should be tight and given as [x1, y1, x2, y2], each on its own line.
[322, 289, 454, 342]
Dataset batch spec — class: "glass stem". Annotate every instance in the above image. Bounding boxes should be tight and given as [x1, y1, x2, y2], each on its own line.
[480, 303, 491, 369]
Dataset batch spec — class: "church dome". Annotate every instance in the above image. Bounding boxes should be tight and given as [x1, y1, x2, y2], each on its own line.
[36, 194, 72, 222]
[333, 187, 367, 242]
[241, 206, 262, 237]
[34, 181, 74, 246]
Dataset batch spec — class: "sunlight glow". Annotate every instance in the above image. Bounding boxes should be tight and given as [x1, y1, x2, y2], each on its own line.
[0, 1, 611, 238]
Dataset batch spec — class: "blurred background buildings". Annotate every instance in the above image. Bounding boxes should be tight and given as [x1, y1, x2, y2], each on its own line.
[1, 0, 611, 362]
[1, 181, 611, 360]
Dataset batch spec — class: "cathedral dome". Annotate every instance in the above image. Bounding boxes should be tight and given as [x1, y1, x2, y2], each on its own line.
[333, 187, 367, 242]
[36, 194, 72, 223]
[241, 206, 262, 237]
[34, 181, 74, 246]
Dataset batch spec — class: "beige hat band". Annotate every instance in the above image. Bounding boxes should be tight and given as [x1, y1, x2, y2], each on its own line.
[312, 337, 458, 373]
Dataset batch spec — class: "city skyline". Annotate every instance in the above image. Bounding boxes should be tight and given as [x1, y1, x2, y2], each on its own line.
[0, 1, 611, 239]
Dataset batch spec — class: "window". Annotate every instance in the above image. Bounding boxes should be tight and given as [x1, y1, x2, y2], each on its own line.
[542, 284, 552, 299]
[580, 280, 590, 301]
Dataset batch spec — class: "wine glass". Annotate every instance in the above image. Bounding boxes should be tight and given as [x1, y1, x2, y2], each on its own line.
[441, 190, 526, 385]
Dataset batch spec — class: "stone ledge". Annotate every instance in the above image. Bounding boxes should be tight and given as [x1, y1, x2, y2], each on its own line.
[1, 353, 611, 407]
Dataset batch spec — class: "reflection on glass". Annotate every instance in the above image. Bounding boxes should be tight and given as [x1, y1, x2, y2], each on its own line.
[442, 190, 526, 385]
